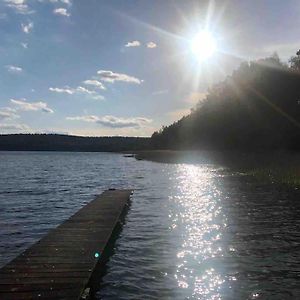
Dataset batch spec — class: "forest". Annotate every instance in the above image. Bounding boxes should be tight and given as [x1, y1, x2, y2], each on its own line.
[151, 52, 300, 151]
[0, 134, 150, 152]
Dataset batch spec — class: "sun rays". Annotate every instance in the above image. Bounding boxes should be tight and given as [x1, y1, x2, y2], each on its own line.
[190, 30, 217, 62]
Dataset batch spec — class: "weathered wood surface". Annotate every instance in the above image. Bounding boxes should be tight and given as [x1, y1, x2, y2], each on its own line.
[0, 189, 132, 300]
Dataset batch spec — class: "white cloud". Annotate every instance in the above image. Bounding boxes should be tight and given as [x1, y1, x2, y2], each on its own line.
[75, 86, 95, 95]
[5, 0, 26, 6]
[67, 115, 99, 123]
[60, 0, 71, 5]
[49, 86, 91, 94]
[125, 40, 141, 47]
[97, 70, 142, 84]
[67, 115, 152, 128]
[49, 86, 74, 94]
[38, 129, 69, 135]
[45, 0, 71, 4]
[21, 21, 33, 34]
[83, 80, 106, 90]
[10, 99, 54, 113]
[53, 8, 70, 17]
[0, 123, 30, 131]
[4, 0, 32, 14]
[0, 111, 12, 121]
[147, 42, 157, 48]
[0, 108, 19, 120]
[6, 65, 23, 73]
[5, 0, 72, 15]
[21, 42, 28, 49]
[49, 86, 104, 100]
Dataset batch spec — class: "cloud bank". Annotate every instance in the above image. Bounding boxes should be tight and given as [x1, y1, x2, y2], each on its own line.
[10, 99, 54, 113]
[0, 123, 30, 131]
[67, 115, 152, 128]
[0, 108, 18, 120]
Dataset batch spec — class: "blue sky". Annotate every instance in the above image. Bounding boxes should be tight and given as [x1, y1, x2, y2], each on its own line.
[1, 0, 300, 136]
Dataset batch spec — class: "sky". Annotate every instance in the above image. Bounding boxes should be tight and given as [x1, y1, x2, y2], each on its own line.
[1, 0, 300, 136]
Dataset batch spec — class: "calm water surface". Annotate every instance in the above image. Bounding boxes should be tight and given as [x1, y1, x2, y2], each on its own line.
[0, 152, 299, 299]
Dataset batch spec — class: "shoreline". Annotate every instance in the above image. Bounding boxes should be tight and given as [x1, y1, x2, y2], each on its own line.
[131, 150, 300, 187]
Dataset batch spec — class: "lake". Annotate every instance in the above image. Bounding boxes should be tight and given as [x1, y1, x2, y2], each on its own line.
[0, 152, 299, 299]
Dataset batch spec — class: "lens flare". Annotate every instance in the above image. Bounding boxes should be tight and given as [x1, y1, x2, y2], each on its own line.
[190, 30, 217, 62]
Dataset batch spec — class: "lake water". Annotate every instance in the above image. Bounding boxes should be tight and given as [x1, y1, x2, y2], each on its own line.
[0, 152, 299, 299]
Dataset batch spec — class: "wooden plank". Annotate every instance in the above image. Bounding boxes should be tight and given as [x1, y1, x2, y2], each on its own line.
[0, 272, 91, 279]
[0, 267, 93, 274]
[0, 289, 81, 300]
[0, 282, 82, 292]
[0, 189, 132, 300]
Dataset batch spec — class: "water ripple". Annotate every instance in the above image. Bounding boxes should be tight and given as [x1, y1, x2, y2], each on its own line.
[0, 152, 299, 299]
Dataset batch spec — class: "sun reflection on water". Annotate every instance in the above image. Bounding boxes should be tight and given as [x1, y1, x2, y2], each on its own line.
[170, 164, 227, 299]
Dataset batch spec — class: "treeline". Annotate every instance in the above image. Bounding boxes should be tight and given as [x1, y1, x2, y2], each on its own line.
[151, 53, 300, 150]
[0, 134, 150, 152]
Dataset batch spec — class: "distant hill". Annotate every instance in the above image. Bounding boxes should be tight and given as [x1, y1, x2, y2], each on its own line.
[151, 55, 300, 151]
[2, 55, 300, 153]
[0, 134, 151, 152]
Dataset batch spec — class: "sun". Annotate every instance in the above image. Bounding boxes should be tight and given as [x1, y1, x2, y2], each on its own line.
[190, 30, 217, 62]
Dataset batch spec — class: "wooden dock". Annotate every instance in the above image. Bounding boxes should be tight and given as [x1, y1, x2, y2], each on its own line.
[0, 189, 133, 300]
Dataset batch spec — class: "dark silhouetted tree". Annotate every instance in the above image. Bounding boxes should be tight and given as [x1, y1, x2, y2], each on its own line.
[151, 54, 300, 151]
[0, 134, 151, 151]
[289, 49, 300, 70]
